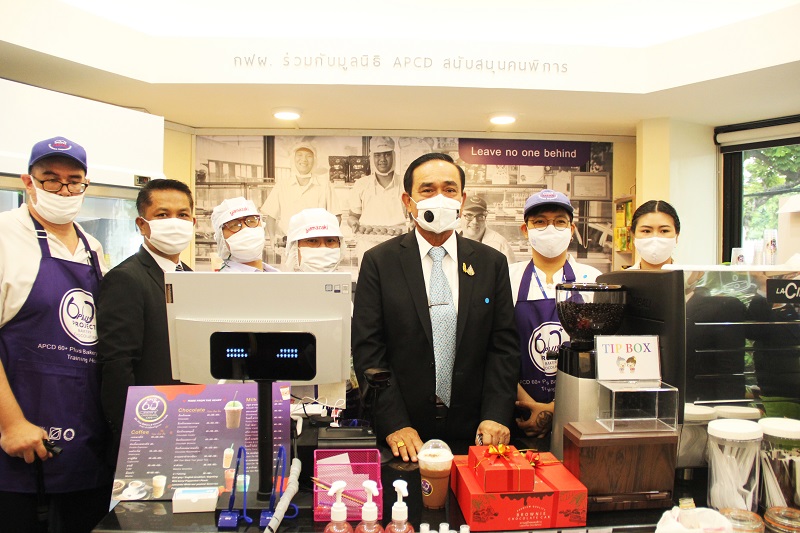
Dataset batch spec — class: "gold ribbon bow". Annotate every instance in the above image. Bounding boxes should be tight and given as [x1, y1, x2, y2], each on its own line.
[485, 444, 511, 464]
[520, 449, 560, 468]
[474, 444, 523, 491]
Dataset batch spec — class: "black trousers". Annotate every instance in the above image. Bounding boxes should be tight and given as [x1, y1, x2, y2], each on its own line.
[0, 485, 111, 533]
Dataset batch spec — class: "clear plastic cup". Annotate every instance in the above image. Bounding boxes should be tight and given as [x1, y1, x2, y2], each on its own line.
[417, 439, 454, 510]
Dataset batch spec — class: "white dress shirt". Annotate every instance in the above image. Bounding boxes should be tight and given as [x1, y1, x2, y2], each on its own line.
[414, 229, 460, 312]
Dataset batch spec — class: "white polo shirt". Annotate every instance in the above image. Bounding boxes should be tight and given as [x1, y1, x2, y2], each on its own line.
[509, 255, 601, 304]
[0, 205, 107, 328]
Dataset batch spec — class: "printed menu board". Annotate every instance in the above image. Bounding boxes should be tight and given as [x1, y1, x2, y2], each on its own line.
[113, 383, 288, 501]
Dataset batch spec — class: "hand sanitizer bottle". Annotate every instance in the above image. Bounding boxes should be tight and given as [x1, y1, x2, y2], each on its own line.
[355, 480, 384, 533]
[384, 480, 414, 533]
[324, 480, 354, 533]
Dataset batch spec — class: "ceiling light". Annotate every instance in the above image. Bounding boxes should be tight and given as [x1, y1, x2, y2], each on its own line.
[273, 108, 301, 121]
[489, 114, 516, 125]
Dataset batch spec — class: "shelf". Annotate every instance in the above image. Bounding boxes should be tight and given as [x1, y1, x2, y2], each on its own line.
[196, 180, 272, 187]
[612, 197, 635, 269]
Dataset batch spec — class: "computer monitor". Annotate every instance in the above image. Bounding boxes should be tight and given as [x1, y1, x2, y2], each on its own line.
[165, 272, 352, 387]
[165, 271, 352, 499]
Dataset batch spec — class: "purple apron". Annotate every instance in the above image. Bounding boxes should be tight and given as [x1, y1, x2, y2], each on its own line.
[515, 260, 576, 404]
[0, 215, 111, 493]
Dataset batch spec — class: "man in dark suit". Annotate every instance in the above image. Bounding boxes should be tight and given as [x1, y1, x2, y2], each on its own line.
[97, 179, 194, 458]
[353, 153, 519, 462]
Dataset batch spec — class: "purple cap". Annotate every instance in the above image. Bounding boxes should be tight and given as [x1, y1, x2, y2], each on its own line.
[523, 189, 574, 218]
[28, 137, 87, 173]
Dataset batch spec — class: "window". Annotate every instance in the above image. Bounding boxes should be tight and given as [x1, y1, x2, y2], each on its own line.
[717, 116, 800, 263]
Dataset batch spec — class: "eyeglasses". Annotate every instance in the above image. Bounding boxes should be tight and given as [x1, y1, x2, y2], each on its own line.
[462, 213, 487, 222]
[528, 217, 571, 231]
[222, 215, 261, 233]
[298, 237, 341, 248]
[32, 177, 88, 195]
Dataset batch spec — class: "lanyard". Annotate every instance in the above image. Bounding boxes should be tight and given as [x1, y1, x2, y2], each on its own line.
[530, 262, 566, 301]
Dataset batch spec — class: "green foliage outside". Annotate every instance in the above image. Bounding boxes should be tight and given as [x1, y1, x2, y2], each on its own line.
[743, 144, 800, 239]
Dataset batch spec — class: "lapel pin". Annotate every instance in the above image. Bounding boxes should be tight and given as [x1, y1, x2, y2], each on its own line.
[463, 263, 475, 276]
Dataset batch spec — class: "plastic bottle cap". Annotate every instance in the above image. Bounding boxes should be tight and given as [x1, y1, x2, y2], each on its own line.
[391, 480, 408, 522]
[362, 480, 379, 522]
[439, 523, 449, 533]
[328, 480, 348, 522]
[758, 417, 800, 440]
[684, 404, 717, 422]
[419, 523, 430, 533]
[332, 500, 348, 522]
[361, 500, 377, 522]
[391, 501, 407, 522]
[713, 405, 762, 420]
[708, 418, 763, 441]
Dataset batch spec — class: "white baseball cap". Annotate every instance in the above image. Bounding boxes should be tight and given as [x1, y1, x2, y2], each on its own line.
[211, 197, 260, 231]
[286, 208, 343, 245]
[370, 136, 395, 154]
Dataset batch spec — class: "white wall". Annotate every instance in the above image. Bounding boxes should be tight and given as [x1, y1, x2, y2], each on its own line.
[668, 121, 717, 265]
[0, 79, 165, 187]
[636, 118, 717, 265]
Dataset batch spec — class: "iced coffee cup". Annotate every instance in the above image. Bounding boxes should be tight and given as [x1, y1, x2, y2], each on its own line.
[152, 475, 167, 498]
[417, 439, 454, 510]
[224, 469, 235, 492]
[225, 400, 243, 429]
[222, 446, 234, 468]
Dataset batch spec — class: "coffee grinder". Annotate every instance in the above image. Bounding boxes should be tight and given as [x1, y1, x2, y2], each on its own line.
[552, 282, 680, 511]
[551, 282, 627, 459]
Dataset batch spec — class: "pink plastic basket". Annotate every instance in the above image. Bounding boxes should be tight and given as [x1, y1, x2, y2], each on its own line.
[313, 448, 382, 522]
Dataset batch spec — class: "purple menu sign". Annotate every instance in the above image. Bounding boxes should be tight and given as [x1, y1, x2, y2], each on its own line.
[113, 383, 261, 501]
[458, 138, 592, 167]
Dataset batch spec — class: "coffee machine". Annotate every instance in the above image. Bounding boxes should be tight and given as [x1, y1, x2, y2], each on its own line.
[551, 282, 627, 459]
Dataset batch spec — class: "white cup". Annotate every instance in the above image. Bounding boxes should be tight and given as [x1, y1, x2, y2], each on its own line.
[731, 247, 746, 265]
[152, 475, 167, 498]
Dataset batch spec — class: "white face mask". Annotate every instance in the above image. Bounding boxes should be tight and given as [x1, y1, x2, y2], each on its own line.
[528, 225, 572, 258]
[299, 247, 341, 273]
[635, 236, 676, 266]
[411, 194, 461, 234]
[144, 218, 194, 256]
[32, 190, 84, 225]
[226, 226, 265, 263]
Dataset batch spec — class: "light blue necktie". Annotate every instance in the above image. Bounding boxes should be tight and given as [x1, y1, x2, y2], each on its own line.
[428, 246, 457, 407]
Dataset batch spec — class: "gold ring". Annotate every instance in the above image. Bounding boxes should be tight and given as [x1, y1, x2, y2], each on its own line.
[397, 441, 406, 448]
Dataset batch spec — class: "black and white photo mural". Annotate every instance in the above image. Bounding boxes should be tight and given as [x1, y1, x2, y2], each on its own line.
[194, 135, 614, 277]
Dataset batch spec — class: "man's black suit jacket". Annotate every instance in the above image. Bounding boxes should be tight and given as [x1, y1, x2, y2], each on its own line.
[97, 246, 188, 440]
[352, 231, 519, 443]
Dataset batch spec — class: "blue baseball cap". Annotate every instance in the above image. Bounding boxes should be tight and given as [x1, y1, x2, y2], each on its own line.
[28, 137, 88, 173]
[523, 189, 574, 219]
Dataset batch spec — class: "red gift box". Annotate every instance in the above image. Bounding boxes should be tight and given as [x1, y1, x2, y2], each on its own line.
[451, 453, 587, 531]
[467, 445, 535, 492]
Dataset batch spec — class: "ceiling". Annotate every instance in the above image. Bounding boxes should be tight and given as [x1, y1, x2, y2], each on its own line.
[2, 1, 800, 137]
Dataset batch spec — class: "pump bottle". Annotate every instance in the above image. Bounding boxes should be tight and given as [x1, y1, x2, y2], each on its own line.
[355, 480, 384, 533]
[324, 480, 354, 533]
[385, 480, 414, 533]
